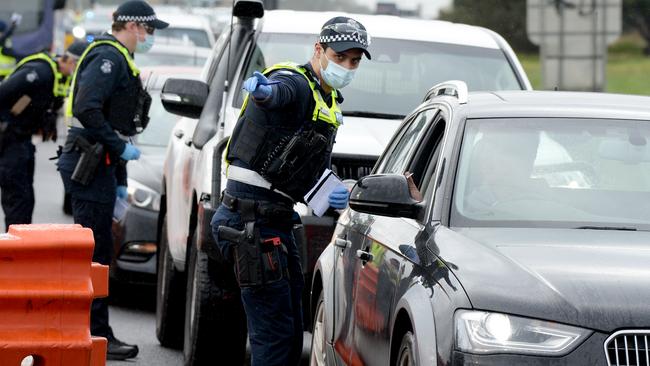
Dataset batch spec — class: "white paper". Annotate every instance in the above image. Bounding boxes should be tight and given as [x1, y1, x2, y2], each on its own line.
[304, 169, 345, 217]
[113, 197, 129, 222]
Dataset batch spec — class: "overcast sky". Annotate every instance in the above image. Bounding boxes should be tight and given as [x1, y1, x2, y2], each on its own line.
[356, 0, 453, 18]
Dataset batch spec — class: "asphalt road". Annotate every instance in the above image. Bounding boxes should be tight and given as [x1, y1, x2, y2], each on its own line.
[3, 131, 311, 366]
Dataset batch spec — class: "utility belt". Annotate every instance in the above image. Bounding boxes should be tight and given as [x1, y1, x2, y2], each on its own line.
[217, 192, 294, 287]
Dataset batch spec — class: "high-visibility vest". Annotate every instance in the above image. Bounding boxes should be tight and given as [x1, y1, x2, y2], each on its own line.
[0, 47, 16, 77]
[65, 39, 139, 118]
[5, 52, 68, 97]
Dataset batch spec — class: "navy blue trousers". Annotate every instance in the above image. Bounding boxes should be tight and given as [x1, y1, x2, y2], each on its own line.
[0, 139, 35, 230]
[211, 201, 304, 366]
[59, 153, 116, 338]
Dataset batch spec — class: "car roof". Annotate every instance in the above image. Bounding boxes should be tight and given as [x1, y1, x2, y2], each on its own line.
[259, 10, 501, 49]
[452, 91, 650, 120]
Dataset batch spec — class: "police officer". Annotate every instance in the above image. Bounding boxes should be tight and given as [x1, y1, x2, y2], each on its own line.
[0, 14, 22, 80]
[0, 41, 86, 230]
[211, 17, 371, 366]
[57, 0, 167, 360]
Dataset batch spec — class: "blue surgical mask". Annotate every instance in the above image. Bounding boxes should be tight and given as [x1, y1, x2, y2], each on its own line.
[320, 55, 355, 89]
[135, 33, 154, 53]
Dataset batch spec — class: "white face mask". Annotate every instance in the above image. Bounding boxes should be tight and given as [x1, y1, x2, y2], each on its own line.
[319, 53, 356, 89]
[134, 28, 154, 53]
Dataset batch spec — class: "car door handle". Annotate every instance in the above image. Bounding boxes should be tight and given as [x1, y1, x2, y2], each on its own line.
[356, 250, 374, 263]
[334, 238, 350, 249]
[174, 130, 184, 139]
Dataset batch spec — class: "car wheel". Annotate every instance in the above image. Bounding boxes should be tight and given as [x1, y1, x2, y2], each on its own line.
[183, 230, 247, 366]
[310, 291, 327, 366]
[396, 331, 416, 366]
[156, 214, 186, 349]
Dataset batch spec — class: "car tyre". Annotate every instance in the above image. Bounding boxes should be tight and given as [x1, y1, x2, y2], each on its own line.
[310, 291, 327, 366]
[156, 214, 186, 349]
[183, 230, 247, 366]
[396, 331, 416, 366]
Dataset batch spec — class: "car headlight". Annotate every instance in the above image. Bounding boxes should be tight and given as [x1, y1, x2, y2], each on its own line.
[126, 178, 161, 212]
[455, 310, 591, 356]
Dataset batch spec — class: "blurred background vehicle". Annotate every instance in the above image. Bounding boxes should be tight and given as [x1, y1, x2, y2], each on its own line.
[153, 12, 216, 49]
[135, 42, 210, 68]
[69, 4, 114, 43]
[111, 65, 203, 286]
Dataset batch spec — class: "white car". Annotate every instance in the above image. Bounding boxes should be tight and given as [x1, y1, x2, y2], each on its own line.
[154, 12, 216, 49]
[156, 2, 532, 365]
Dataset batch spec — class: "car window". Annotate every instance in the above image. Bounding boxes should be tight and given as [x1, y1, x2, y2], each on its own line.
[233, 33, 522, 113]
[451, 117, 650, 230]
[377, 108, 438, 174]
[205, 30, 230, 82]
[408, 115, 446, 198]
[135, 89, 180, 146]
[156, 27, 212, 48]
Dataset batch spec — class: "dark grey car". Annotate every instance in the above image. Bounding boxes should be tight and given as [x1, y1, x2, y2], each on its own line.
[111, 67, 201, 284]
[310, 84, 650, 365]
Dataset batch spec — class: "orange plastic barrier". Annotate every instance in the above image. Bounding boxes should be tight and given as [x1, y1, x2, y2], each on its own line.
[0, 224, 108, 366]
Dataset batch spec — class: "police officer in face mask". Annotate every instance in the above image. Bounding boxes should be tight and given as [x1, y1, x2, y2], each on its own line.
[210, 16, 371, 366]
[0, 40, 87, 230]
[57, 0, 167, 360]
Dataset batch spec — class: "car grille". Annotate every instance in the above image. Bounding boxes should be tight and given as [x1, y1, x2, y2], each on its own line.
[605, 331, 650, 366]
[331, 155, 376, 181]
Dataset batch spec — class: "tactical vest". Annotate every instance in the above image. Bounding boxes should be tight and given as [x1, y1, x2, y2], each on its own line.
[5, 52, 69, 97]
[226, 62, 343, 201]
[0, 47, 16, 78]
[65, 39, 150, 136]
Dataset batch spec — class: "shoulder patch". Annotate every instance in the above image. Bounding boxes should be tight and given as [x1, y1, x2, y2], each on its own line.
[100, 59, 114, 74]
[25, 71, 38, 83]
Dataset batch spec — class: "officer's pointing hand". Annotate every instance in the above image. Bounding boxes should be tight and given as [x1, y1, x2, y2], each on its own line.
[120, 143, 141, 161]
[328, 185, 350, 210]
[243, 71, 278, 100]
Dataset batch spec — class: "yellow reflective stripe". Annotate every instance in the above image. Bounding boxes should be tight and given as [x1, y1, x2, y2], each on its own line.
[65, 40, 140, 118]
[4, 52, 66, 96]
[0, 48, 16, 76]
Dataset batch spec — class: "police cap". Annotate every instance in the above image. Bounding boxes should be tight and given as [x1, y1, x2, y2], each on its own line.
[113, 0, 169, 30]
[66, 40, 88, 59]
[319, 16, 371, 60]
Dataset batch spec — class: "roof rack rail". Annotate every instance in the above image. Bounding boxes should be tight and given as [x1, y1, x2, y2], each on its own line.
[423, 80, 468, 104]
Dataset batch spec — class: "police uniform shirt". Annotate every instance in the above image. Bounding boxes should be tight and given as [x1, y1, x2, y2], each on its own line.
[227, 62, 344, 203]
[71, 34, 136, 157]
[0, 58, 55, 135]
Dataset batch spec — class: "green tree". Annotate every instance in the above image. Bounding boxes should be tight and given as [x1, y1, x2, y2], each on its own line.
[623, 0, 650, 54]
[440, 0, 537, 52]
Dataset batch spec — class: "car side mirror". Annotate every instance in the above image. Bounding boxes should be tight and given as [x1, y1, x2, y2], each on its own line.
[349, 174, 424, 220]
[161, 78, 209, 119]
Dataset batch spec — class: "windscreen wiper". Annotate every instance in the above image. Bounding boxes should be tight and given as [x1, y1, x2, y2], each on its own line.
[342, 111, 405, 120]
[575, 225, 637, 231]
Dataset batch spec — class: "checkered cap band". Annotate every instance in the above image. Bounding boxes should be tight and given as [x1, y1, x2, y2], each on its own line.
[319, 33, 369, 47]
[115, 14, 157, 22]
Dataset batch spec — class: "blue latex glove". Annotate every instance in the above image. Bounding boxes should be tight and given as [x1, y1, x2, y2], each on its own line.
[116, 185, 128, 200]
[120, 143, 141, 161]
[242, 71, 279, 100]
[328, 185, 349, 209]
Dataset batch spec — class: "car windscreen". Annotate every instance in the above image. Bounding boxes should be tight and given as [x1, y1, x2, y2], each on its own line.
[451, 117, 650, 231]
[135, 89, 179, 147]
[135, 51, 207, 67]
[156, 27, 211, 48]
[237, 33, 523, 116]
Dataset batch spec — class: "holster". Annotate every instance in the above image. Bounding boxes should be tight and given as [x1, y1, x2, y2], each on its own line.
[217, 193, 292, 287]
[70, 135, 104, 186]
